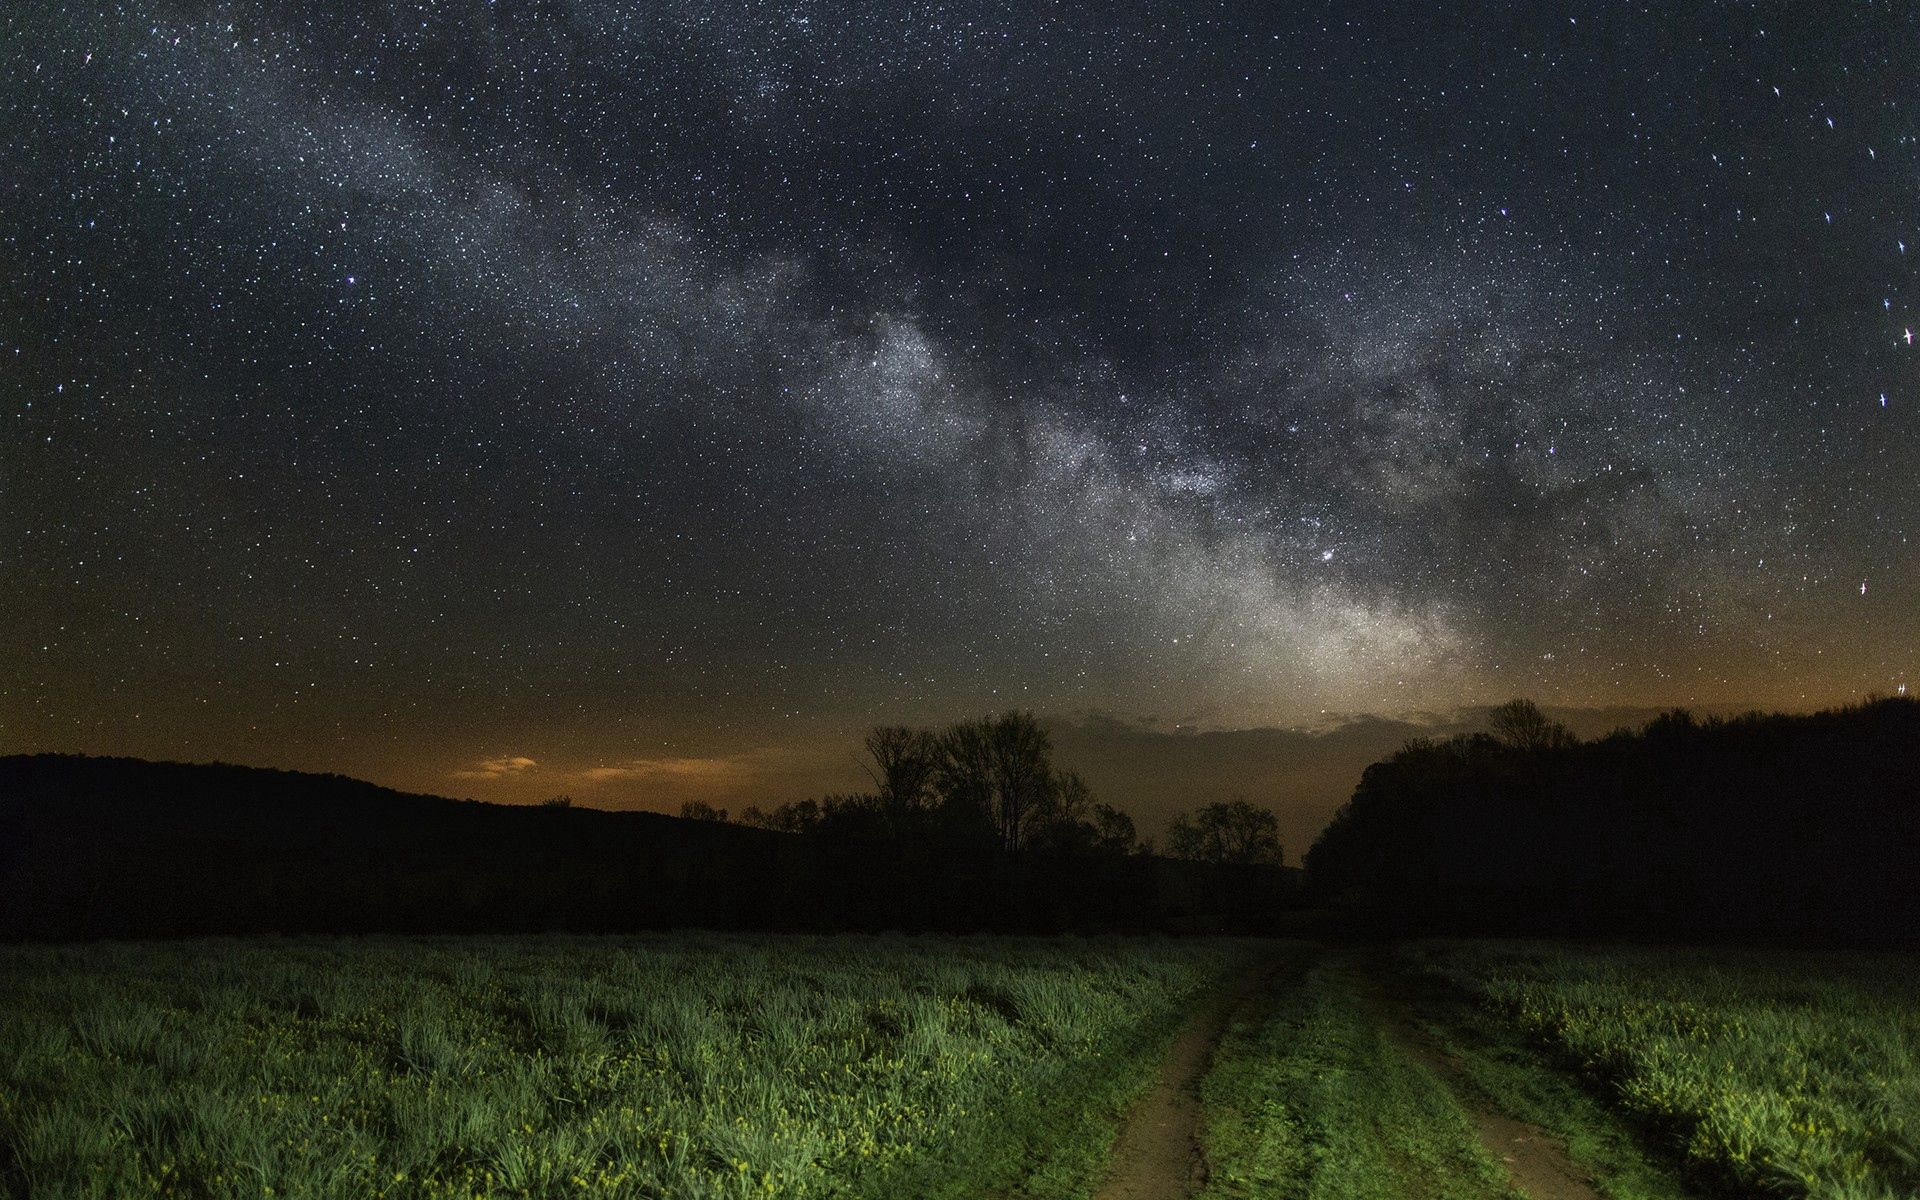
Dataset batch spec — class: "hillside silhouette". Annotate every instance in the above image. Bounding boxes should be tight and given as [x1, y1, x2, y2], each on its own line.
[0, 753, 1294, 940]
[13, 698, 1907, 944]
[1306, 696, 1920, 941]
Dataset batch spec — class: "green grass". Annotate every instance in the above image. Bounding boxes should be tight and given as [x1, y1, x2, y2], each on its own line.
[10, 935, 1913, 1200]
[1406, 942, 1920, 1200]
[0, 934, 1255, 1200]
[1196, 953, 1518, 1200]
[1378, 953, 1692, 1200]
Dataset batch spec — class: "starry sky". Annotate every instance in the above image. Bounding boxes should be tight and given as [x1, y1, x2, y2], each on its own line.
[4, 2, 1915, 847]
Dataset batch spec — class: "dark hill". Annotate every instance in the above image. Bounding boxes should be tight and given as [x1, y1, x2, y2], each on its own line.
[0, 755, 787, 939]
[0, 754, 1290, 939]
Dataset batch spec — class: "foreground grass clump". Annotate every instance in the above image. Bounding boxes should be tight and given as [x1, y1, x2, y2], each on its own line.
[1413, 943, 1920, 1200]
[0, 934, 1249, 1199]
[1197, 955, 1516, 1200]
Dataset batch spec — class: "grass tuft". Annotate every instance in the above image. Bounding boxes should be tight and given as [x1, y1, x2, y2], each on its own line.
[0, 934, 1252, 1200]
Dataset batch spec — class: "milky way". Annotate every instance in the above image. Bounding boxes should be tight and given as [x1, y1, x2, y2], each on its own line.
[3, 3, 1915, 820]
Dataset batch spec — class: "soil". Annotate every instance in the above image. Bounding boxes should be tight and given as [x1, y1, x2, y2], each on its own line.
[1090, 952, 1607, 1200]
[1088, 961, 1275, 1200]
[1354, 963, 1607, 1200]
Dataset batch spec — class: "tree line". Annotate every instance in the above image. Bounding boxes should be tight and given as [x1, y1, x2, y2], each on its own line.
[1306, 696, 1920, 942]
[671, 711, 1285, 868]
[0, 720, 1297, 941]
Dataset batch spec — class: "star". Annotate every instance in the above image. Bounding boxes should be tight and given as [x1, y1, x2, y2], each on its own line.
[1, 0, 1911, 812]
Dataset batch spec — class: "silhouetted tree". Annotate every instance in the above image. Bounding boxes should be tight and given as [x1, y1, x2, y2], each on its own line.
[1168, 799, 1285, 866]
[985, 711, 1056, 852]
[678, 800, 730, 823]
[861, 726, 941, 813]
[1643, 707, 1699, 739]
[1049, 770, 1093, 825]
[739, 798, 822, 833]
[936, 719, 996, 820]
[1025, 770, 1096, 854]
[1088, 803, 1138, 856]
[1488, 698, 1576, 751]
[539, 794, 574, 809]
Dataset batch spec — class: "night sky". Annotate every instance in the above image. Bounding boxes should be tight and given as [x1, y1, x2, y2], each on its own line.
[4, 3, 1915, 844]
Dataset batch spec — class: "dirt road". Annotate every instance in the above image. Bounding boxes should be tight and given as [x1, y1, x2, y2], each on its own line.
[1088, 961, 1275, 1200]
[1353, 961, 1606, 1200]
[1089, 950, 1608, 1200]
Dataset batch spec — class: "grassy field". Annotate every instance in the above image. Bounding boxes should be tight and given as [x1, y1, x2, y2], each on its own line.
[0, 935, 1253, 1200]
[1195, 953, 1519, 1200]
[1195, 943, 1919, 1200]
[1405, 942, 1920, 1200]
[5, 937, 1918, 1200]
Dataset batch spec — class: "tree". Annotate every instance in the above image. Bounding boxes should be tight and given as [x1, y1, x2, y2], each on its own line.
[1049, 770, 1094, 827]
[1088, 803, 1138, 856]
[1167, 799, 1284, 866]
[740, 798, 823, 833]
[930, 712, 1061, 851]
[936, 719, 996, 819]
[678, 800, 730, 823]
[1025, 770, 1110, 854]
[985, 711, 1056, 852]
[861, 726, 941, 812]
[782, 798, 823, 832]
[741, 806, 825, 833]
[1488, 699, 1576, 751]
[539, 794, 574, 809]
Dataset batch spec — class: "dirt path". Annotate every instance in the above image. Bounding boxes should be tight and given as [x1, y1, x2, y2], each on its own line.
[1353, 963, 1604, 1200]
[1089, 962, 1274, 1200]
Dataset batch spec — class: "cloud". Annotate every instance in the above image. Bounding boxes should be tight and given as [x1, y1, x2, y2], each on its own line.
[442, 746, 841, 810]
[451, 755, 538, 780]
[576, 757, 749, 783]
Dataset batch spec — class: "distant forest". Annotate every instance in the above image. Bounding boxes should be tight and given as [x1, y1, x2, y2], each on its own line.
[0, 712, 1295, 941]
[674, 714, 1286, 869]
[6, 699, 1914, 943]
[1306, 696, 1920, 942]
